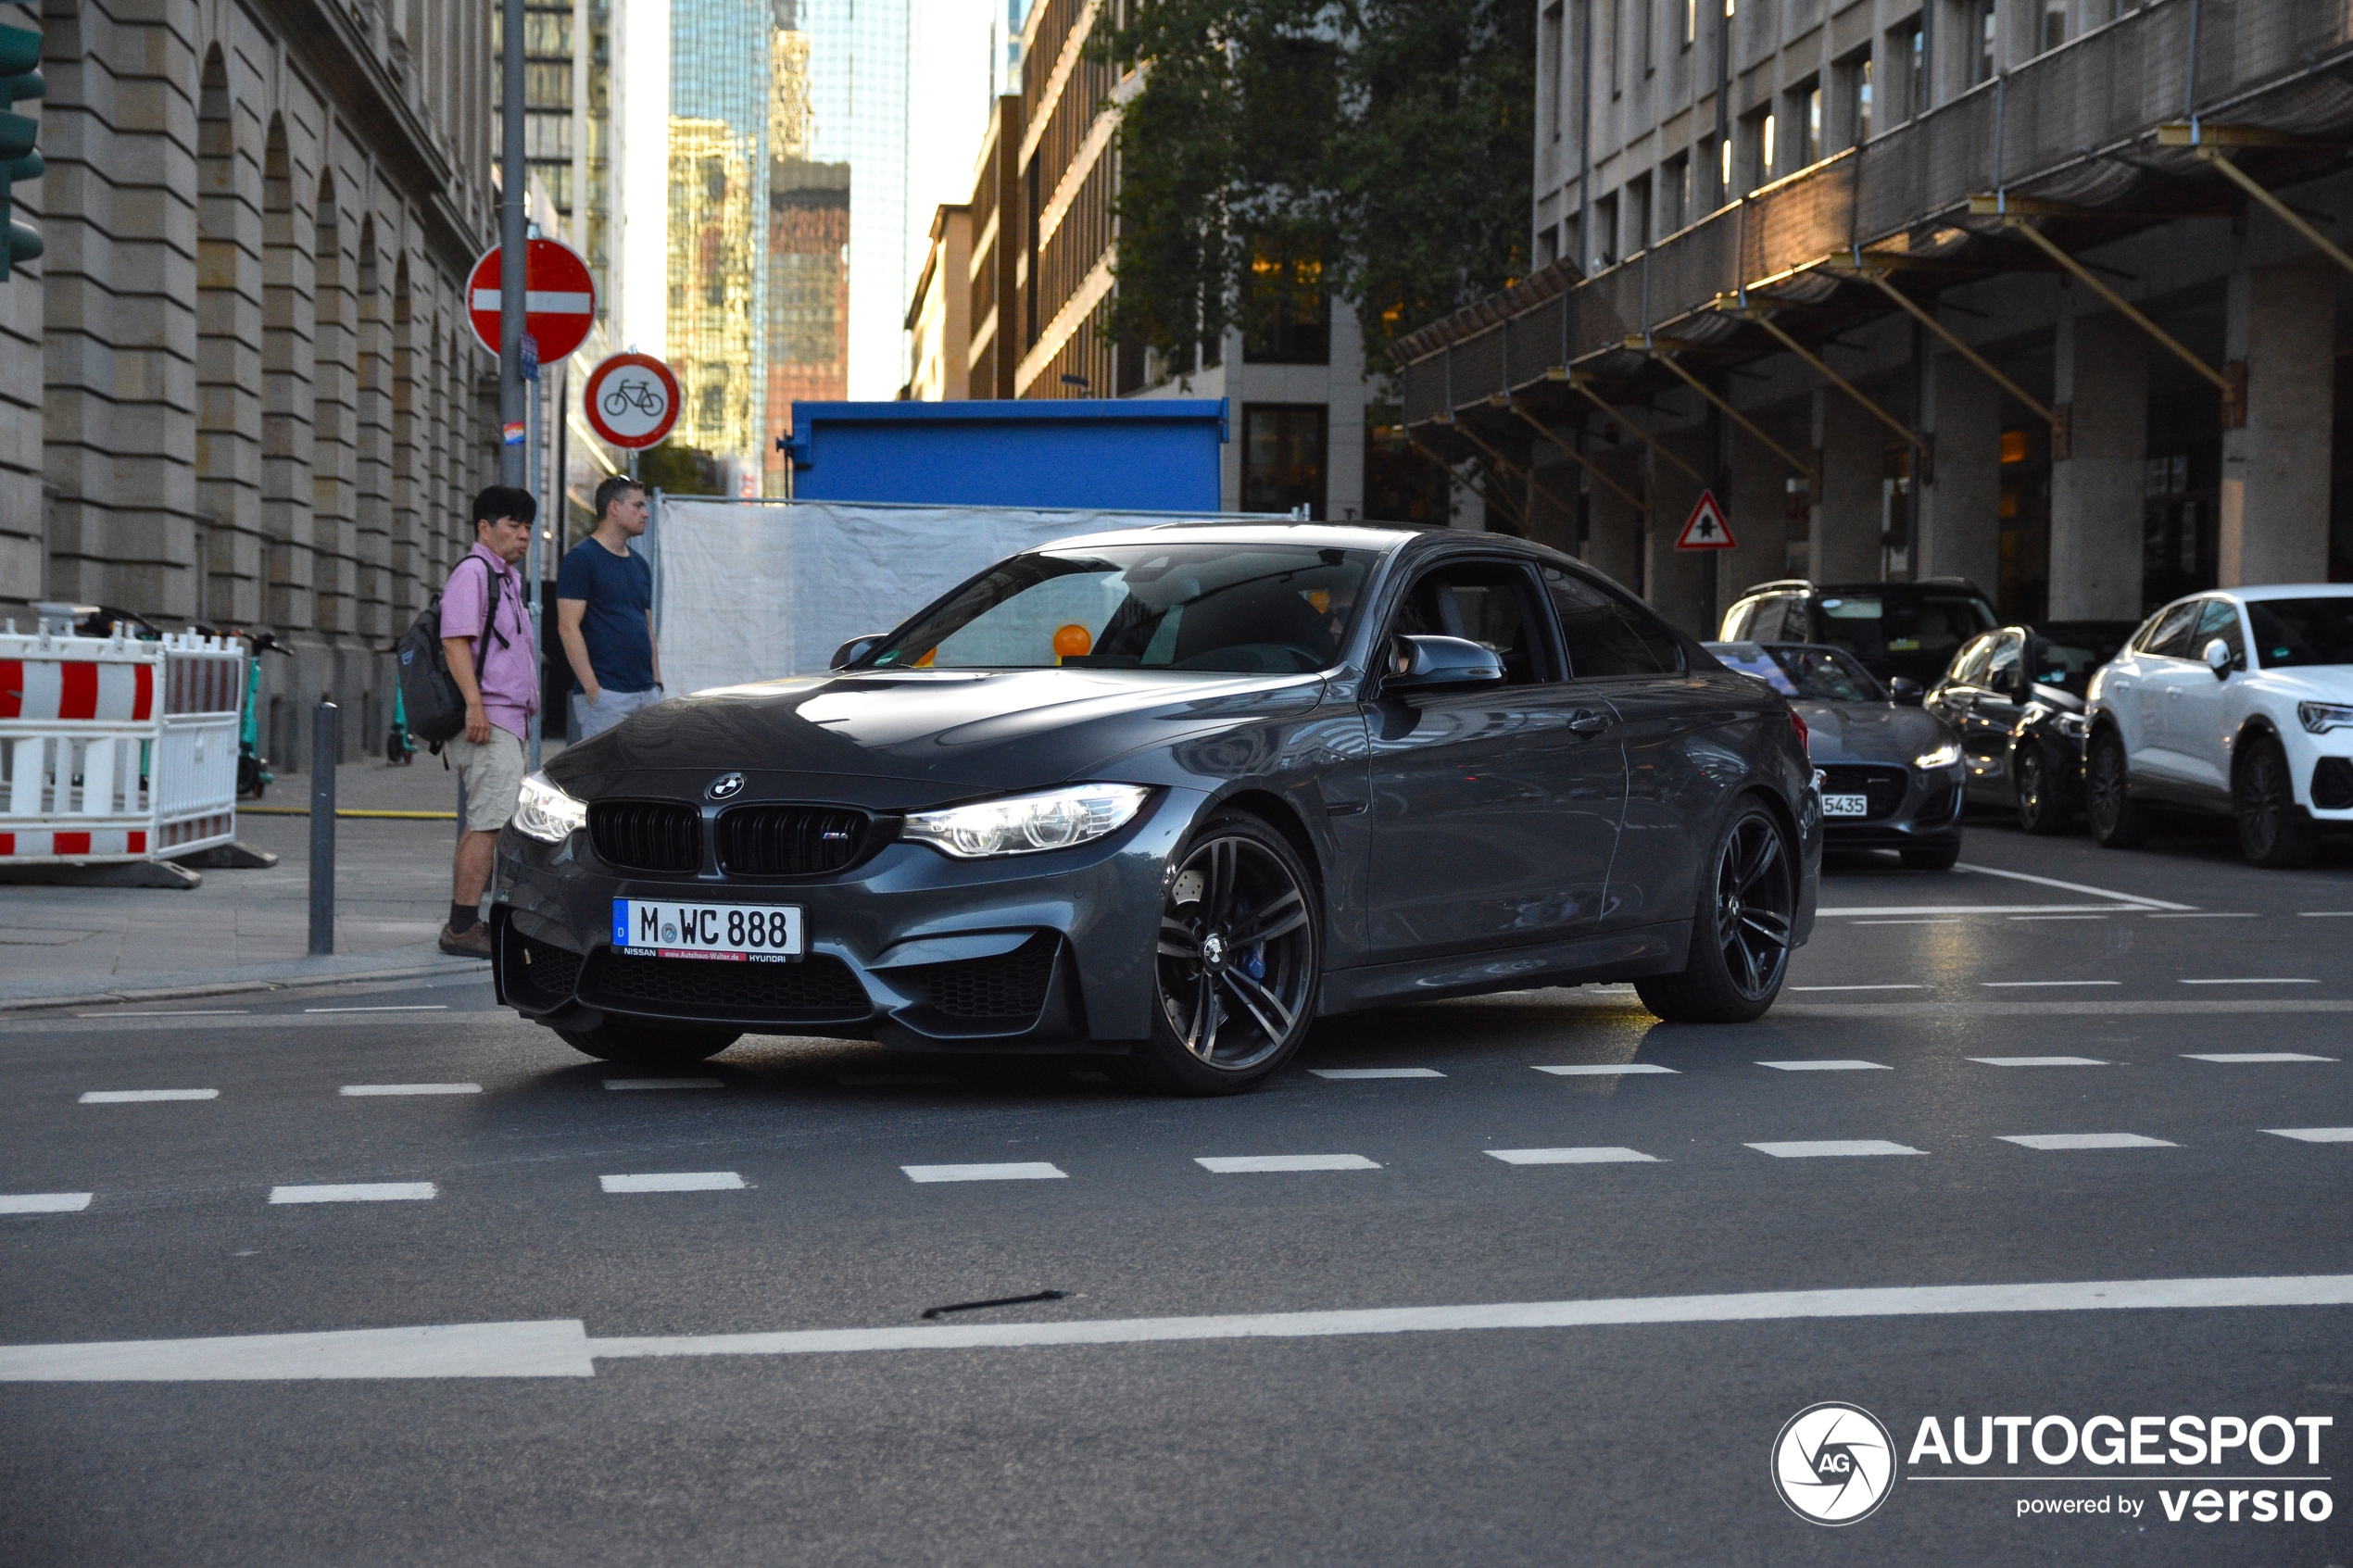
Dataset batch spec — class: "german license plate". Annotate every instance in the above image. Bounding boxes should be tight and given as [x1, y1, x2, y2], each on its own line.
[612, 900, 803, 961]
[1822, 793, 1869, 818]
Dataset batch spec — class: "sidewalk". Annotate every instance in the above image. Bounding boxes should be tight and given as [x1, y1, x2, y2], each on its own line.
[0, 753, 512, 1010]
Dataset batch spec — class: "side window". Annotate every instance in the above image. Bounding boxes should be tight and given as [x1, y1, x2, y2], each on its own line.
[1391, 561, 1555, 686]
[1746, 597, 1789, 642]
[1982, 633, 2021, 693]
[2193, 598, 2245, 664]
[2139, 600, 2202, 658]
[1543, 567, 1681, 678]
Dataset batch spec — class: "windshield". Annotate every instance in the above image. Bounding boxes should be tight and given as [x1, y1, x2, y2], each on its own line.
[1815, 591, 1997, 664]
[864, 543, 1378, 675]
[1712, 644, 1886, 701]
[2029, 627, 2131, 696]
[2246, 597, 2353, 670]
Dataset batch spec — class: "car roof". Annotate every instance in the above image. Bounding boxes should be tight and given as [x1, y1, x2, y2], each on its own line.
[1035, 521, 1429, 554]
[2195, 583, 2353, 604]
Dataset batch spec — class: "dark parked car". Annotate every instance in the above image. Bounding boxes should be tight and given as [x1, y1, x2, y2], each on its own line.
[1706, 641, 1966, 869]
[489, 525, 1823, 1094]
[1926, 621, 2139, 834]
[1719, 578, 2000, 690]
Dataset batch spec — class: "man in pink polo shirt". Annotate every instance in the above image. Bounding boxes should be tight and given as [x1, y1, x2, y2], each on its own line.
[437, 485, 541, 958]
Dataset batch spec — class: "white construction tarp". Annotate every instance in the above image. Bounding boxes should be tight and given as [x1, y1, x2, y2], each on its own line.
[648, 499, 1236, 696]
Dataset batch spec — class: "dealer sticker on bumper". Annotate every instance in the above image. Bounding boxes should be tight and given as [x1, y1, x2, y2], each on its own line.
[613, 900, 803, 961]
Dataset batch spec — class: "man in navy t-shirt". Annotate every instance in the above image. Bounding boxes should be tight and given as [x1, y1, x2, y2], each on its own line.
[556, 475, 663, 740]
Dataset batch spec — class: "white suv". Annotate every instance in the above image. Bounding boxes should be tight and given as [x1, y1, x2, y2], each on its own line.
[2084, 584, 2353, 867]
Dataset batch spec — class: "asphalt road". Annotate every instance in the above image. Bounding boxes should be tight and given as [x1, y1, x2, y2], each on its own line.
[4, 815, 2350, 1565]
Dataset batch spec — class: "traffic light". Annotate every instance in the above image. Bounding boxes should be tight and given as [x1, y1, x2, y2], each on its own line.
[0, 19, 43, 282]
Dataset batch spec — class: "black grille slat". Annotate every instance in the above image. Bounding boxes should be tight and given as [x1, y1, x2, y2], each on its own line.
[717, 806, 870, 876]
[903, 936, 1058, 1022]
[587, 801, 701, 872]
[581, 950, 873, 1020]
[1818, 764, 1909, 822]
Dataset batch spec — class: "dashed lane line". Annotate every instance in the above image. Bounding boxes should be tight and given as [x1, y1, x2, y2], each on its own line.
[2298, 911, 2353, 918]
[2183, 1053, 2336, 1064]
[2267, 1128, 2353, 1143]
[599, 1172, 745, 1194]
[1486, 1148, 1658, 1165]
[2182, 978, 2321, 986]
[1196, 1155, 1380, 1173]
[2146, 912, 2258, 920]
[1756, 1060, 1890, 1072]
[79, 1089, 218, 1103]
[340, 1084, 484, 1097]
[304, 1006, 450, 1014]
[1310, 1068, 1444, 1080]
[1818, 904, 2145, 918]
[1852, 919, 1961, 926]
[1953, 863, 2197, 910]
[75, 1010, 248, 1018]
[901, 1163, 1066, 1183]
[601, 1078, 724, 1091]
[268, 1183, 438, 1204]
[0, 1193, 92, 1214]
[1969, 1056, 2110, 1068]
[1982, 980, 2119, 989]
[2008, 914, 2107, 922]
[1534, 1063, 1679, 1076]
[1998, 1134, 2177, 1151]
[1746, 1140, 1925, 1159]
[1789, 985, 1927, 992]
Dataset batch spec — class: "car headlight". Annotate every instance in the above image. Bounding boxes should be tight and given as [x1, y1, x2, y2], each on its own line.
[2299, 701, 2353, 734]
[902, 783, 1151, 859]
[2053, 710, 2089, 737]
[512, 771, 589, 843]
[1914, 741, 1962, 771]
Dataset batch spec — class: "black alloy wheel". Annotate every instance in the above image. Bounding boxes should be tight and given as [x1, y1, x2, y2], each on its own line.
[2234, 734, 2320, 869]
[2084, 730, 2154, 849]
[555, 1020, 741, 1064]
[1126, 813, 1320, 1095]
[1635, 797, 1795, 1023]
[2014, 743, 2068, 835]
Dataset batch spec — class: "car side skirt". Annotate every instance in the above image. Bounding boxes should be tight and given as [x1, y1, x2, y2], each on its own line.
[1315, 922, 1690, 1016]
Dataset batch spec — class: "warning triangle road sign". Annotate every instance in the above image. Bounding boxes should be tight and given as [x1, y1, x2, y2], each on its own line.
[1675, 489, 1738, 550]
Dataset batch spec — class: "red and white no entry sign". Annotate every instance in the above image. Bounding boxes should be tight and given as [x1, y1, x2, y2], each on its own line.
[465, 237, 597, 364]
[582, 353, 682, 450]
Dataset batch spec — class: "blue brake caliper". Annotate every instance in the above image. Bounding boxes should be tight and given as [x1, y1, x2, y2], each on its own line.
[1236, 895, 1266, 982]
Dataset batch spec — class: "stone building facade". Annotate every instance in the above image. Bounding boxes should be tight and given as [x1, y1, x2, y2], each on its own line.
[1, 0, 497, 772]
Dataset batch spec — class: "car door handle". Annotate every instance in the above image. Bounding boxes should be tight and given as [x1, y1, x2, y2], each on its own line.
[1567, 709, 1612, 734]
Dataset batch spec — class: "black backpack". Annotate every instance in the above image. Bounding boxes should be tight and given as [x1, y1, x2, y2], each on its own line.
[395, 556, 511, 746]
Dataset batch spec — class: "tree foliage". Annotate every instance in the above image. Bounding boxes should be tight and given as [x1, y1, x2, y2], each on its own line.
[1100, 0, 1533, 377]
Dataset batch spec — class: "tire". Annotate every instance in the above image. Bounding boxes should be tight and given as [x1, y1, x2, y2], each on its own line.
[1900, 839, 1962, 871]
[2084, 730, 2155, 849]
[1116, 810, 1322, 1096]
[2014, 743, 2070, 835]
[1633, 796, 1796, 1024]
[2234, 733, 2320, 870]
[554, 1020, 740, 1065]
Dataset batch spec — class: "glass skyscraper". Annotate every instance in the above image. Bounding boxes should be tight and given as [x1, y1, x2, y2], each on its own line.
[801, 0, 911, 400]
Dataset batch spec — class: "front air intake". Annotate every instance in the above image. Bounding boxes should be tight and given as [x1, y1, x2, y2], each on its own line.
[586, 801, 701, 872]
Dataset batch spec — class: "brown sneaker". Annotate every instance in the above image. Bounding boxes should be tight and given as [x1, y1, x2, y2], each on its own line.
[437, 922, 493, 959]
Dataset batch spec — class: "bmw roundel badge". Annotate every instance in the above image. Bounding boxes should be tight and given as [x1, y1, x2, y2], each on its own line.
[706, 771, 746, 801]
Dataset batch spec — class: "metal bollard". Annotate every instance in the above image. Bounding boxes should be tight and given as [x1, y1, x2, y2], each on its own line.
[308, 701, 338, 956]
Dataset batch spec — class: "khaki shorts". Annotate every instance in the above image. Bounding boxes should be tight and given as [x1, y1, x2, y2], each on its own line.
[448, 725, 527, 833]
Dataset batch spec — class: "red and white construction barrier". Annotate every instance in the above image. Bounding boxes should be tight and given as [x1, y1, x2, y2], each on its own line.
[0, 627, 245, 864]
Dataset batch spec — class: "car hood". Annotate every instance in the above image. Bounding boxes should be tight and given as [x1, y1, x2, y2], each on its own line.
[542, 667, 1328, 809]
[2247, 666, 2353, 703]
[1798, 700, 1957, 764]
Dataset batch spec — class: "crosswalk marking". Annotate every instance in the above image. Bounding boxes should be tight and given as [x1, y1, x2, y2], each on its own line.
[601, 1078, 724, 1091]
[0, 1193, 92, 1214]
[2183, 1053, 2335, 1064]
[269, 1183, 438, 1203]
[79, 1089, 218, 1103]
[901, 1163, 1066, 1183]
[1196, 1155, 1379, 1173]
[340, 1084, 483, 1097]
[1756, 1060, 1889, 1072]
[1533, 1063, 1679, 1076]
[1310, 1068, 1444, 1080]
[1998, 1133, 2175, 1151]
[1486, 1148, 1657, 1165]
[1746, 1140, 1924, 1159]
[1969, 1056, 2109, 1067]
[2265, 1128, 2353, 1143]
[599, 1172, 744, 1194]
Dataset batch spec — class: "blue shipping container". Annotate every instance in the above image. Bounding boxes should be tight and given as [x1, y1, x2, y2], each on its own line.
[785, 399, 1228, 511]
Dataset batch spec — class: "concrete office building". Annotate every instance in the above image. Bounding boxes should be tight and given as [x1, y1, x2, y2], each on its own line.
[1400, 0, 2353, 635]
[0, 0, 498, 771]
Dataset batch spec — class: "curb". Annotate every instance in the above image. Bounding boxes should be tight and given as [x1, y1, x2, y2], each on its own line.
[0, 948, 489, 1013]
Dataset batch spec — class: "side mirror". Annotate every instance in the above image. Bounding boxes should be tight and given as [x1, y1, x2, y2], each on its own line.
[2201, 637, 2233, 680]
[1888, 676, 1926, 706]
[1384, 633, 1504, 692]
[830, 634, 887, 671]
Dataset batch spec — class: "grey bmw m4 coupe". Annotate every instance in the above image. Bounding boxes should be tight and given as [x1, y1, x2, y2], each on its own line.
[490, 523, 1822, 1094]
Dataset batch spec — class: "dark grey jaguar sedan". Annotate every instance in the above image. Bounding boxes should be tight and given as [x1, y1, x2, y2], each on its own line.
[489, 524, 1822, 1094]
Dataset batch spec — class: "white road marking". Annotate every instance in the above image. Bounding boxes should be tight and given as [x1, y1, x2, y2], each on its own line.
[602, 1078, 724, 1091]
[14, 1275, 2353, 1379]
[1819, 904, 2143, 917]
[77, 1009, 248, 1017]
[303, 1006, 450, 1013]
[0, 1192, 93, 1214]
[901, 1162, 1066, 1183]
[1852, 918, 1961, 925]
[1534, 1063, 1679, 1075]
[1746, 1140, 1924, 1158]
[340, 1084, 483, 1097]
[79, 1089, 219, 1103]
[2009, 914, 2107, 922]
[1196, 1155, 1380, 1173]
[1486, 1148, 1658, 1165]
[2298, 911, 2353, 917]
[269, 1183, 438, 1203]
[1969, 1056, 2109, 1068]
[1982, 980, 2120, 988]
[2146, 912, 2257, 920]
[837, 1074, 960, 1086]
[1310, 1068, 1444, 1080]
[2183, 1052, 2336, 1063]
[2267, 1128, 2353, 1143]
[1756, 1060, 1890, 1072]
[599, 1172, 745, 1193]
[1999, 1133, 2176, 1151]
[2181, 978, 2320, 986]
[1789, 985, 1928, 992]
[1955, 862, 2196, 909]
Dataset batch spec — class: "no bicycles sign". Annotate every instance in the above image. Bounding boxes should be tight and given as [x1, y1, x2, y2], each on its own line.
[582, 353, 681, 451]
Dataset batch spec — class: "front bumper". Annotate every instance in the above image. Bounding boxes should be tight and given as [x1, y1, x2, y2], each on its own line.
[1815, 760, 1966, 849]
[491, 786, 1204, 1049]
